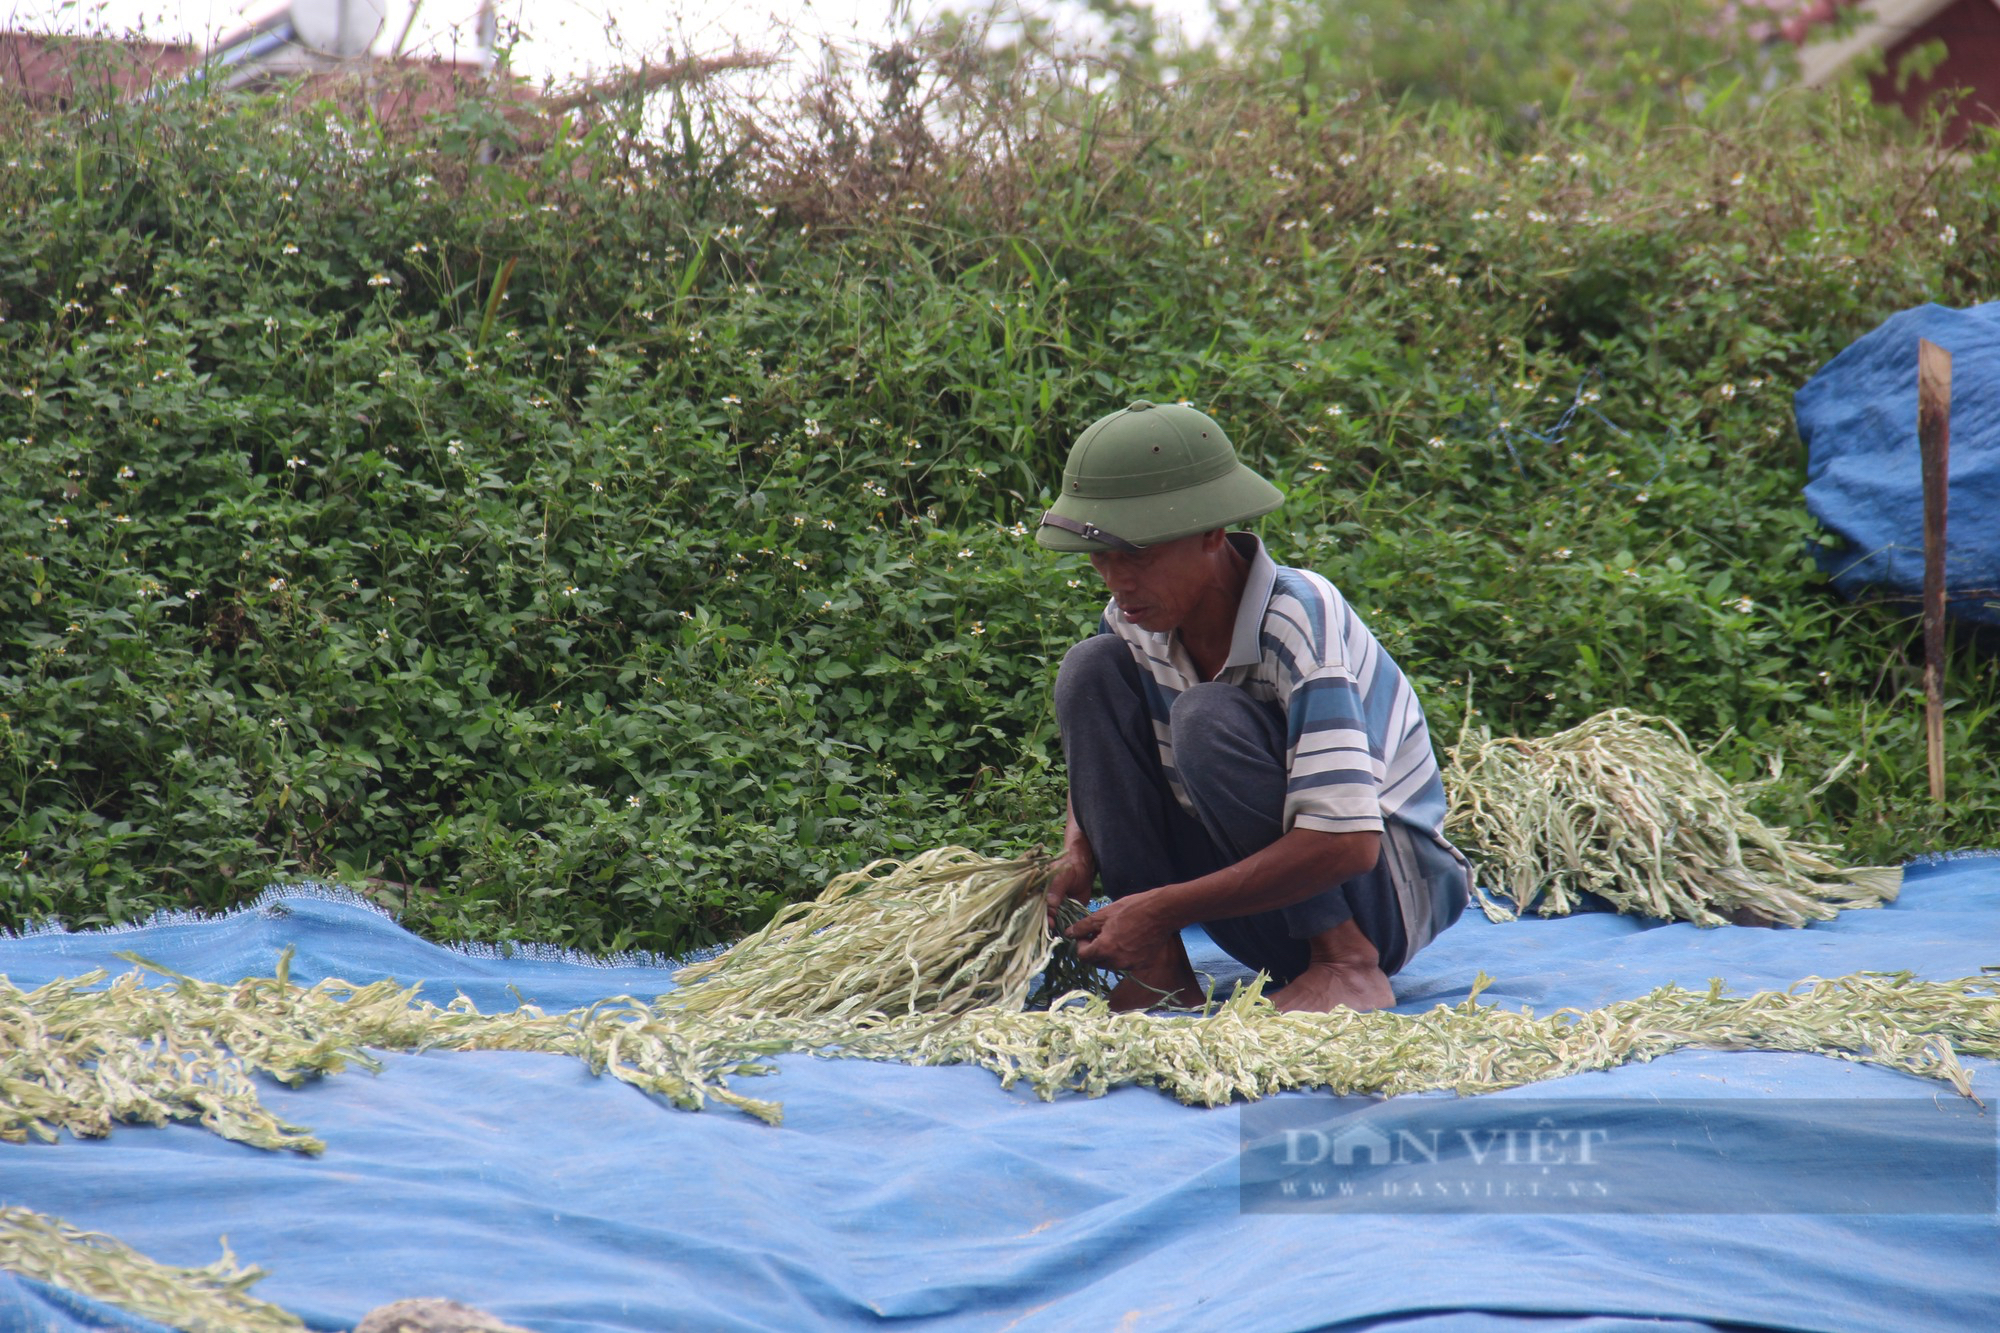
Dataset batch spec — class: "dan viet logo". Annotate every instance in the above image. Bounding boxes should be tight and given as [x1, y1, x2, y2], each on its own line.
[1241, 1098, 1998, 1215]
[1270, 1115, 1614, 1206]
[1286, 1118, 1611, 1169]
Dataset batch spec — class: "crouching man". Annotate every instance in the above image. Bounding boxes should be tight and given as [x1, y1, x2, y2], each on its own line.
[1037, 400, 1470, 1013]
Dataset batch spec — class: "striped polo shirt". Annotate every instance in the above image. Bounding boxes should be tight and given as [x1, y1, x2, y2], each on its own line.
[1098, 533, 1469, 957]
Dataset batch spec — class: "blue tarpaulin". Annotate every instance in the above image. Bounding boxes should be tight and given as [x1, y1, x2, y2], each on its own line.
[1796, 300, 2000, 628]
[3, 855, 2000, 1333]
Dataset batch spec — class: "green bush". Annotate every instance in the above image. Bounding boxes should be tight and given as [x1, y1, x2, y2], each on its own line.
[1214, 0, 1780, 129]
[1, 40, 1995, 954]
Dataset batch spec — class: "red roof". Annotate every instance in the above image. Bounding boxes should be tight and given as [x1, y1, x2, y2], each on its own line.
[0, 27, 508, 116]
[0, 30, 204, 106]
[1785, 0, 2000, 143]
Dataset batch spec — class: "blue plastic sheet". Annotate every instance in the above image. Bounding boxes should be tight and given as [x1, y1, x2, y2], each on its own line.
[1796, 300, 2000, 628]
[3, 856, 1999, 1333]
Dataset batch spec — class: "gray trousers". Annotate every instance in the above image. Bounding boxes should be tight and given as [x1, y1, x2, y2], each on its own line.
[1055, 634, 1411, 984]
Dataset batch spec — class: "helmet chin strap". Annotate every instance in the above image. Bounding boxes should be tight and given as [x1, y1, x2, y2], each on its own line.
[1037, 512, 1143, 552]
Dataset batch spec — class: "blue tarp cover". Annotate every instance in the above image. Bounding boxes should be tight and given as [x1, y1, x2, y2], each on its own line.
[1796, 300, 2000, 627]
[3, 855, 2000, 1333]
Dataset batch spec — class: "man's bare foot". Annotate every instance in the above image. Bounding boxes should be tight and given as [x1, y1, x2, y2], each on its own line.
[1270, 962, 1394, 1013]
[1270, 917, 1394, 1013]
[1107, 945, 1205, 1011]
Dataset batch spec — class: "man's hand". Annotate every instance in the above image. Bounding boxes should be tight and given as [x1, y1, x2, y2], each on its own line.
[1046, 856, 1095, 929]
[1065, 892, 1177, 972]
[1048, 793, 1097, 929]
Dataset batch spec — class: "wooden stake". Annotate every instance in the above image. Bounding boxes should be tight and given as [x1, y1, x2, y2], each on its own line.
[1917, 338, 1952, 805]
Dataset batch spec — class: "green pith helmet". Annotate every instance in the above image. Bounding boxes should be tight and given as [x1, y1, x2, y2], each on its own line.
[1035, 401, 1284, 552]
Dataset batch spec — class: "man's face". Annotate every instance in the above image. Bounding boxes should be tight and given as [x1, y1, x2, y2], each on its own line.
[1087, 532, 1215, 634]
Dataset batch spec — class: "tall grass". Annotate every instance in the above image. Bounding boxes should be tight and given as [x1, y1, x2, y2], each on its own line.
[1, 29, 1995, 954]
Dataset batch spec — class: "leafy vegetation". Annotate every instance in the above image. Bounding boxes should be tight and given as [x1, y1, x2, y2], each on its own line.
[2, 21, 1996, 955]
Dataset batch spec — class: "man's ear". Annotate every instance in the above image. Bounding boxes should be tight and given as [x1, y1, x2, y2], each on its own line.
[1200, 528, 1229, 554]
